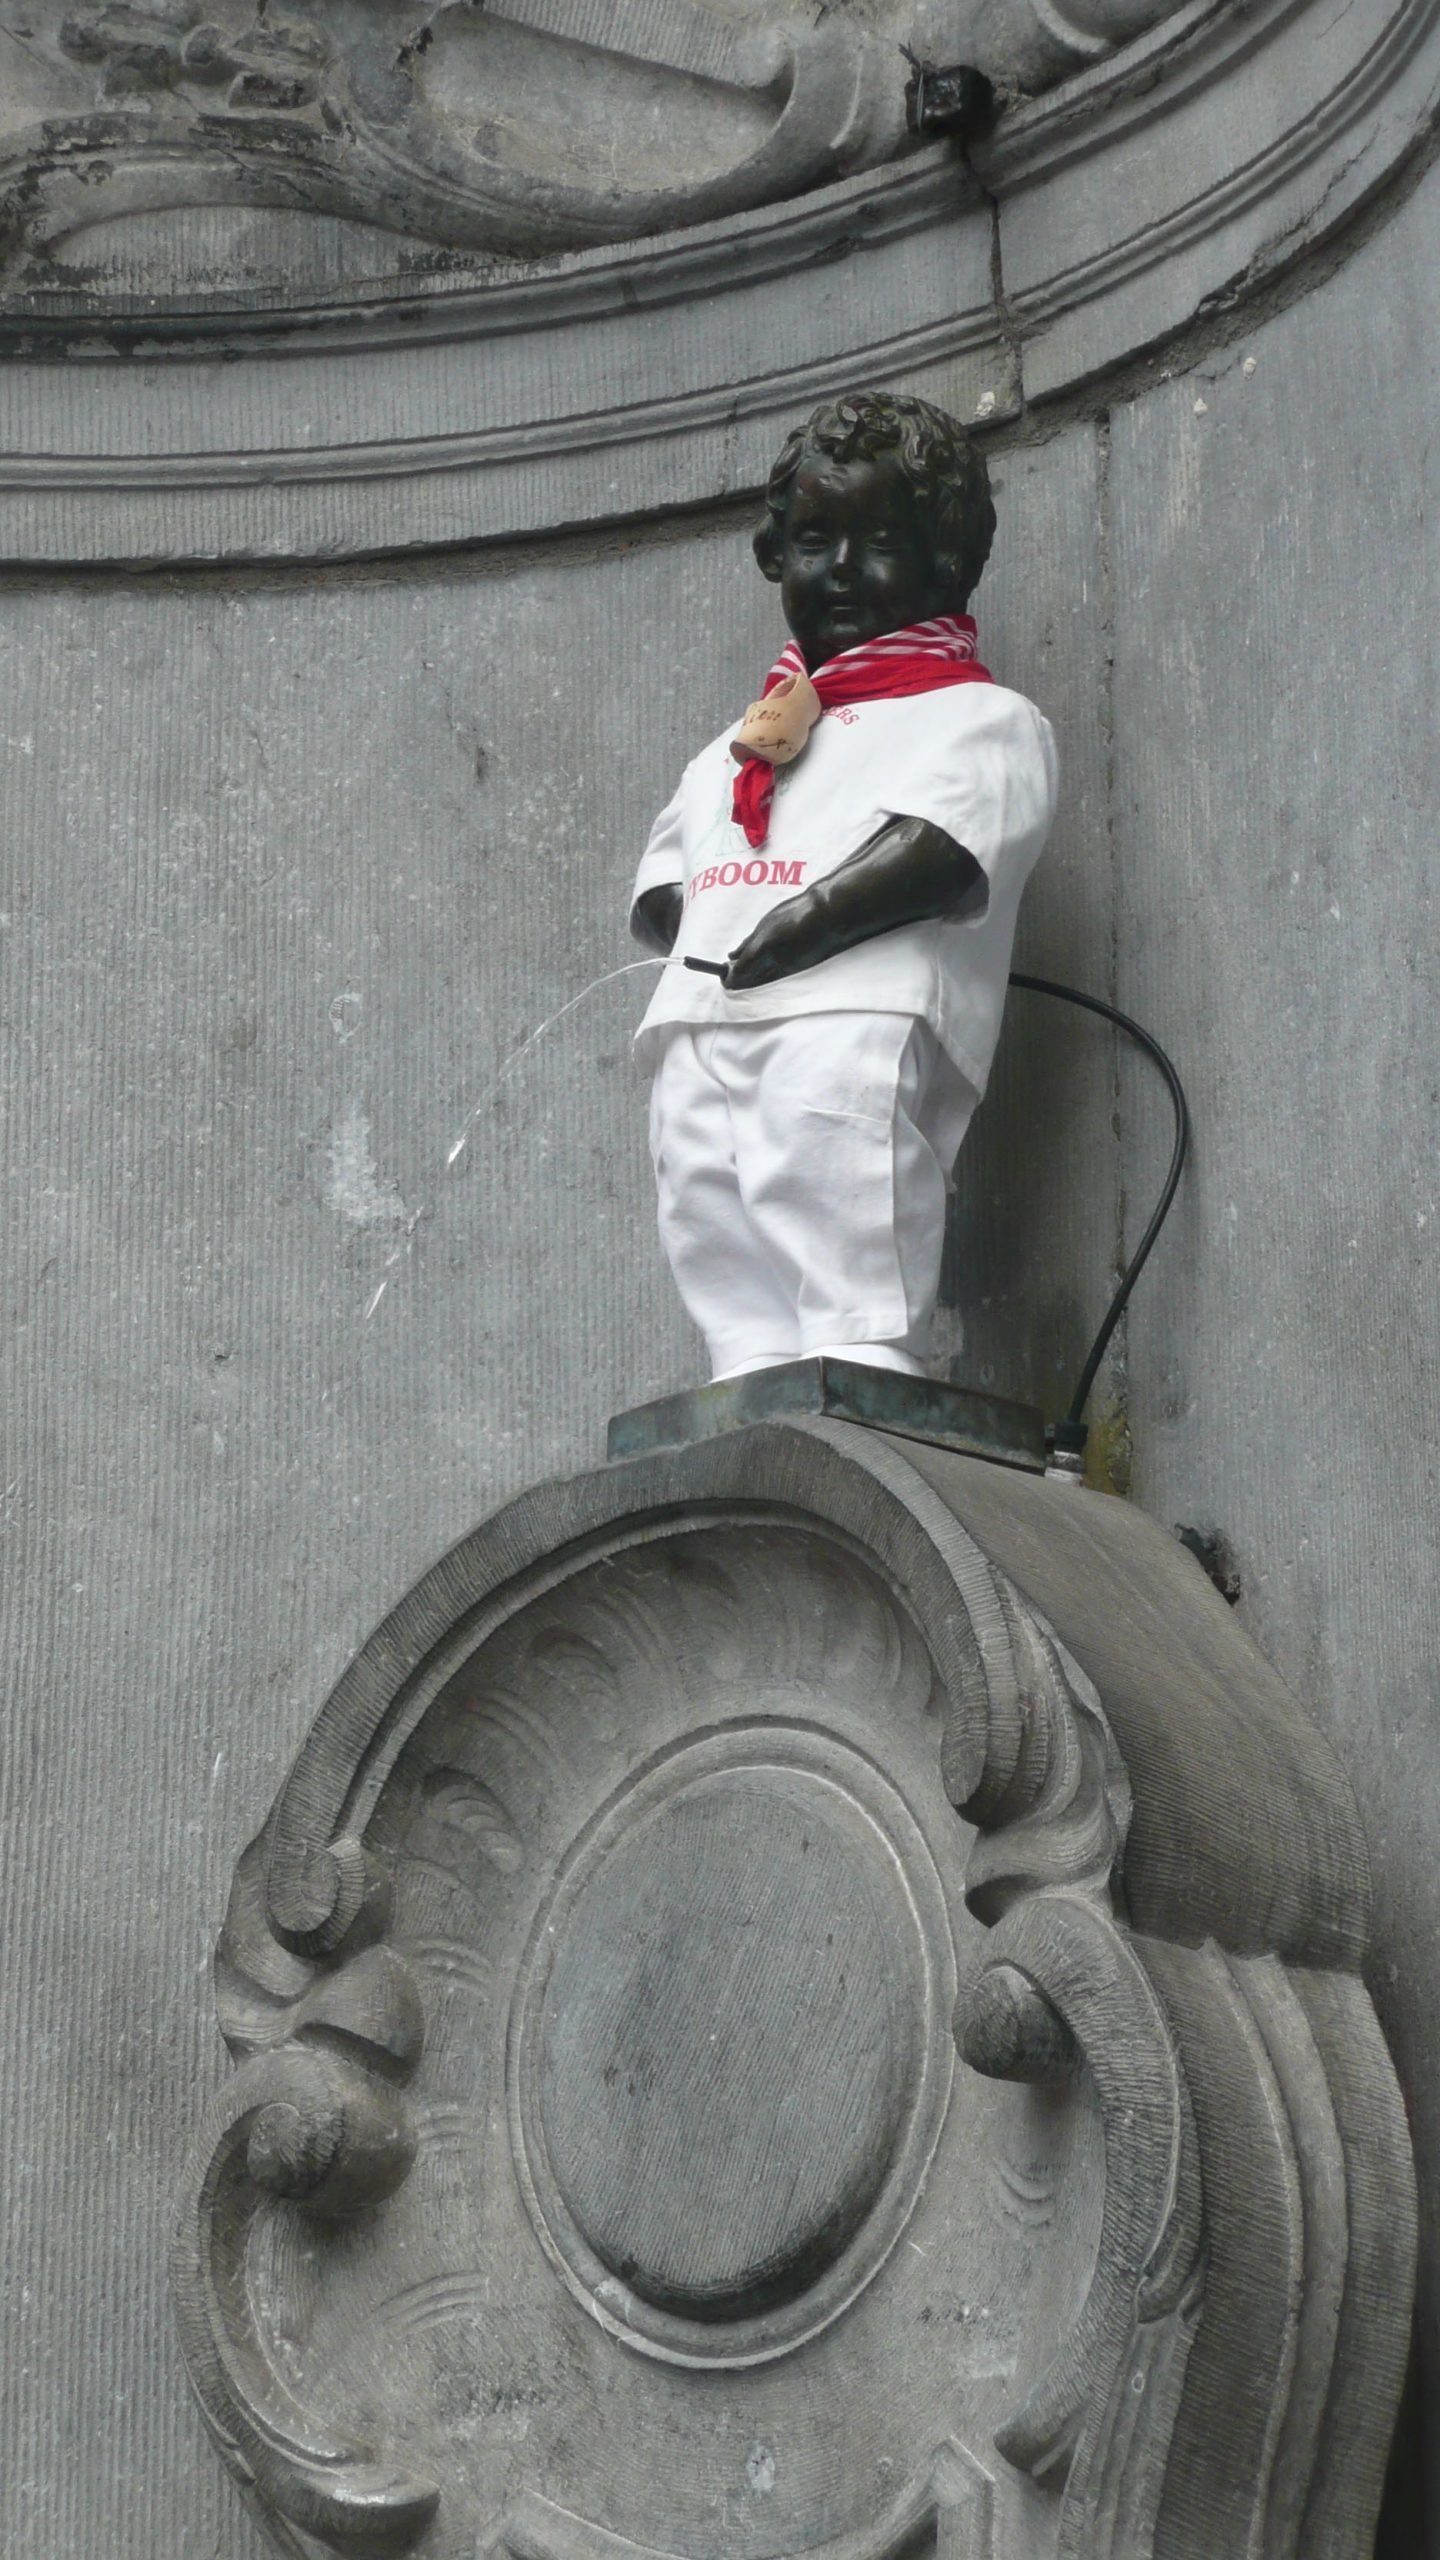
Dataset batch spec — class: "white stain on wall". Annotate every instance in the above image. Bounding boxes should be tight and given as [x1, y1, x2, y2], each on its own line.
[326, 1100, 409, 1229]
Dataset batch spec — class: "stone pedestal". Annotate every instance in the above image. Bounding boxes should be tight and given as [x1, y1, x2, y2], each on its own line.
[172, 1421, 1415, 2560]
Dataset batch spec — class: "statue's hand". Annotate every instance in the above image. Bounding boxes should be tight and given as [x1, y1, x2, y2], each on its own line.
[723, 890, 835, 990]
[632, 883, 683, 954]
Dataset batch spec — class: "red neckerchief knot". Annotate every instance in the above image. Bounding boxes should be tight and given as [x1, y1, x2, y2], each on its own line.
[730, 614, 993, 851]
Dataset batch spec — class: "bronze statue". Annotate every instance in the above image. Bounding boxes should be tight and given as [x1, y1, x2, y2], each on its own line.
[631, 390, 1057, 1383]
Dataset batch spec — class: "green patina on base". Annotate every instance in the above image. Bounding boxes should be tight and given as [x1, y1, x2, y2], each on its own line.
[607, 1358, 1047, 1473]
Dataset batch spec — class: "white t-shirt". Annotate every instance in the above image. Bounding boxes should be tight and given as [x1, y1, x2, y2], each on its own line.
[630, 683, 1058, 1095]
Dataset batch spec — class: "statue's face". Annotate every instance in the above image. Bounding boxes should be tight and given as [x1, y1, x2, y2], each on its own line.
[779, 451, 945, 666]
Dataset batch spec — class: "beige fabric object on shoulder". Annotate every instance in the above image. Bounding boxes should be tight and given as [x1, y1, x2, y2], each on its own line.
[730, 669, 822, 766]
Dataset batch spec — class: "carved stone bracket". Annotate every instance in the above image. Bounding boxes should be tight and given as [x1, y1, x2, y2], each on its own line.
[173, 1418, 1414, 2558]
[171, 1877, 437, 2553]
[961, 1899, 1203, 2533]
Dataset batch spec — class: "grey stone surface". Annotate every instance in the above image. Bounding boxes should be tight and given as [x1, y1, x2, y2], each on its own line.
[995, 0, 1440, 405]
[0, 0, 1431, 563]
[0, 0, 929, 261]
[0, 480, 1074, 2560]
[0, 0, 1220, 290]
[171, 1419, 1411, 2559]
[0, 534, 732, 2559]
[0, 416, 1203, 2560]
[937, 427, 1118, 1425]
[1105, 159, 1440, 2539]
[5, 78, 1440, 2560]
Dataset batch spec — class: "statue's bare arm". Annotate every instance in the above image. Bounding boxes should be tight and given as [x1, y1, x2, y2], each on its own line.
[723, 816, 983, 990]
[630, 820, 983, 984]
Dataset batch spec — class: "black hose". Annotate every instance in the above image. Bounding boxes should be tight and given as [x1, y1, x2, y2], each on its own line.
[1007, 973, 1190, 1452]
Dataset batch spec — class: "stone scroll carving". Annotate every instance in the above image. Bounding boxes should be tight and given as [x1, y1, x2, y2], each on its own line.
[1, 0, 1430, 565]
[0, 0, 1198, 271]
[172, 1420, 1414, 2559]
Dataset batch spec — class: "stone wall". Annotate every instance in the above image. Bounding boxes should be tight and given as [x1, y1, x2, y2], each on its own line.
[3, 51, 1437, 2560]
[1111, 177, 1440, 2543]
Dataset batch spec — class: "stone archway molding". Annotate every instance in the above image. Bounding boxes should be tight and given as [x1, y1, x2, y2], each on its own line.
[0, 0, 1435, 562]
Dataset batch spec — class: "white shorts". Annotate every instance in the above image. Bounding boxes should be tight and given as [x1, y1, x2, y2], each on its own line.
[647, 1012, 977, 1382]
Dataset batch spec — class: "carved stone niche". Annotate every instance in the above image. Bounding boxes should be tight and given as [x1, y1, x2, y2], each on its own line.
[172, 1420, 1415, 2560]
[0, 0, 1194, 272]
[2, 0, 1435, 564]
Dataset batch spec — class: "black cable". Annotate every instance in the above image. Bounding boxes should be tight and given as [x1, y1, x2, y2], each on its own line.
[1007, 973, 1190, 1452]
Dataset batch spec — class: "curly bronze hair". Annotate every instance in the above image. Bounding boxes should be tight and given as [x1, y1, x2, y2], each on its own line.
[753, 390, 996, 609]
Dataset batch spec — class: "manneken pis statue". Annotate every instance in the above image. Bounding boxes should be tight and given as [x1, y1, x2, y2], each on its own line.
[630, 389, 1057, 1382]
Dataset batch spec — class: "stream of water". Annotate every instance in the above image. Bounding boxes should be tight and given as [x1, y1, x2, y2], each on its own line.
[363, 955, 673, 1321]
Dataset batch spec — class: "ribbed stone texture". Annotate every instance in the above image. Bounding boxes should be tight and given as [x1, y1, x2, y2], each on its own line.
[3, 124, 1439, 2560]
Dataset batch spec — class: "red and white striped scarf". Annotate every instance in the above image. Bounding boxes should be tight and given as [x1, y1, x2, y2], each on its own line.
[731, 614, 993, 850]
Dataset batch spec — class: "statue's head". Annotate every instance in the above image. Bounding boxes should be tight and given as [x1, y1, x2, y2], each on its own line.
[753, 390, 996, 669]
